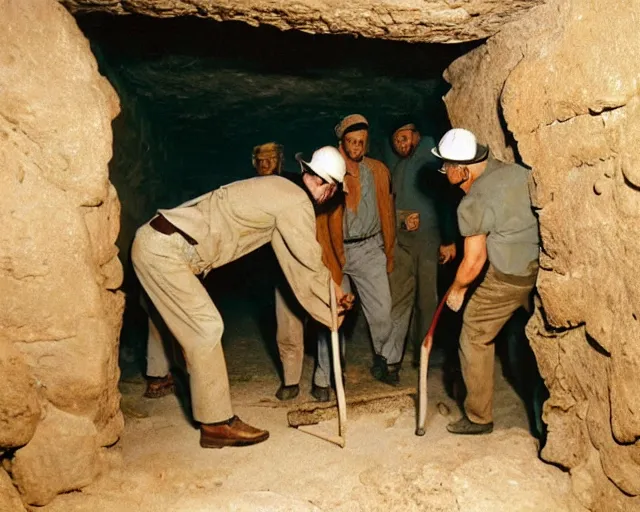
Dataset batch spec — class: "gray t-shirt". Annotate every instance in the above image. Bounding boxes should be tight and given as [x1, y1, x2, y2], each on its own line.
[344, 161, 381, 241]
[457, 158, 539, 276]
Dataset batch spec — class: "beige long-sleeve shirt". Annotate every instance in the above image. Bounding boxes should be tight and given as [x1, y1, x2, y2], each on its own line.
[158, 175, 332, 327]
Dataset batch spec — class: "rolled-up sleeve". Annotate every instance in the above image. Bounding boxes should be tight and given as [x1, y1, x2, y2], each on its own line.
[271, 199, 332, 327]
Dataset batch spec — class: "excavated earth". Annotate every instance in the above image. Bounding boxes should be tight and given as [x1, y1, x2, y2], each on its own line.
[39, 304, 584, 512]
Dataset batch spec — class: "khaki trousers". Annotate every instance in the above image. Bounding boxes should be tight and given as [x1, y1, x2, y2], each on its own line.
[275, 283, 306, 385]
[146, 314, 170, 378]
[131, 223, 233, 424]
[387, 230, 439, 365]
[460, 263, 537, 424]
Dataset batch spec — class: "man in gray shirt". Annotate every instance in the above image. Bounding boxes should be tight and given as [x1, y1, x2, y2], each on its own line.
[386, 121, 459, 376]
[314, 114, 396, 400]
[432, 128, 539, 435]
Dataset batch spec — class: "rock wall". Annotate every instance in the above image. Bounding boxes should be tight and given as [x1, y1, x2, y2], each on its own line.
[0, 0, 124, 507]
[443, 0, 640, 510]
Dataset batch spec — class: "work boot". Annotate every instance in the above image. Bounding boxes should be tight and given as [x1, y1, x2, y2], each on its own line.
[446, 416, 493, 435]
[275, 384, 300, 401]
[383, 363, 401, 386]
[370, 354, 387, 380]
[200, 416, 269, 448]
[371, 356, 401, 387]
[143, 373, 175, 399]
[311, 383, 331, 402]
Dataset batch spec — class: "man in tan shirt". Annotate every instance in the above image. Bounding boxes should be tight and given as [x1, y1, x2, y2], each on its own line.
[132, 146, 351, 448]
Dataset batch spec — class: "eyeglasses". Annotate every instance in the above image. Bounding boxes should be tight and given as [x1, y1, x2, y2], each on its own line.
[441, 164, 470, 186]
[440, 162, 467, 172]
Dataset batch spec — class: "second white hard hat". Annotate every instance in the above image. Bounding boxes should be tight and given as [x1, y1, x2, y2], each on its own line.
[431, 128, 488, 168]
[296, 146, 346, 184]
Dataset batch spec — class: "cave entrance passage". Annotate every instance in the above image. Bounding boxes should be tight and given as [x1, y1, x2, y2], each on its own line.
[75, 14, 540, 441]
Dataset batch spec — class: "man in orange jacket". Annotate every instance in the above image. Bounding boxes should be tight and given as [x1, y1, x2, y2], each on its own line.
[313, 114, 397, 399]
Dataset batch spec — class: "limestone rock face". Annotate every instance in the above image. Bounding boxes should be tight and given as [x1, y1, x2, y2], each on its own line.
[0, 0, 124, 506]
[0, 468, 26, 512]
[7, 405, 100, 506]
[60, 0, 544, 44]
[443, 0, 640, 509]
[0, 339, 40, 450]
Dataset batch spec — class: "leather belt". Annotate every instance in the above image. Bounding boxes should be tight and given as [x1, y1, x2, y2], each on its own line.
[344, 233, 379, 244]
[150, 214, 198, 246]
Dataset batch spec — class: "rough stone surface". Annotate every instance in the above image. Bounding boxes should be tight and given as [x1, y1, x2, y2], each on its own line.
[60, 0, 544, 44]
[0, 468, 26, 512]
[0, 339, 40, 449]
[443, 0, 640, 509]
[0, 0, 124, 506]
[352, 430, 577, 512]
[7, 405, 100, 506]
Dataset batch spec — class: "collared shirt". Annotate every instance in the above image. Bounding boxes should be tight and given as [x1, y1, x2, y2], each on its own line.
[157, 175, 332, 327]
[457, 158, 539, 276]
[343, 160, 381, 241]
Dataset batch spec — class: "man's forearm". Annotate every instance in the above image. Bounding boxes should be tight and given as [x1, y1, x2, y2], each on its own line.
[451, 235, 487, 290]
[445, 234, 486, 312]
[452, 258, 484, 289]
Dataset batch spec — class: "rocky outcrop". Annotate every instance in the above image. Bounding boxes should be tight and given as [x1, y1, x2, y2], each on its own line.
[0, 0, 124, 506]
[8, 405, 101, 506]
[443, 0, 640, 510]
[0, 469, 26, 512]
[60, 0, 544, 44]
[0, 340, 40, 450]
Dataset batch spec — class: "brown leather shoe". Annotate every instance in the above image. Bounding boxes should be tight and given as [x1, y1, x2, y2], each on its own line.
[200, 416, 269, 448]
[143, 373, 175, 399]
[447, 416, 493, 435]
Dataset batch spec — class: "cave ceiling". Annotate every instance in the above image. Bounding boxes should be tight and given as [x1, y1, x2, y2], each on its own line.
[60, 0, 545, 44]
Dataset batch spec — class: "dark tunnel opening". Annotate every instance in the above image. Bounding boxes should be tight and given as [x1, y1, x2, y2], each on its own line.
[76, 13, 483, 380]
[77, 14, 480, 252]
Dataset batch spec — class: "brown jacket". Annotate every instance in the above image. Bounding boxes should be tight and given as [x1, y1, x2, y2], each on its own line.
[316, 156, 396, 284]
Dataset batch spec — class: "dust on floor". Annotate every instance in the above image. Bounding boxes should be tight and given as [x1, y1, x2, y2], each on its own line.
[39, 363, 584, 512]
[41, 301, 584, 511]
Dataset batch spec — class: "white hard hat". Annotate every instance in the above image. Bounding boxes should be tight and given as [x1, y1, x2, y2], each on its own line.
[296, 146, 346, 184]
[431, 128, 488, 171]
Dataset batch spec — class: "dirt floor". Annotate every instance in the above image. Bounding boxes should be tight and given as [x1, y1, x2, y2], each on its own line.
[40, 292, 586, 512]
